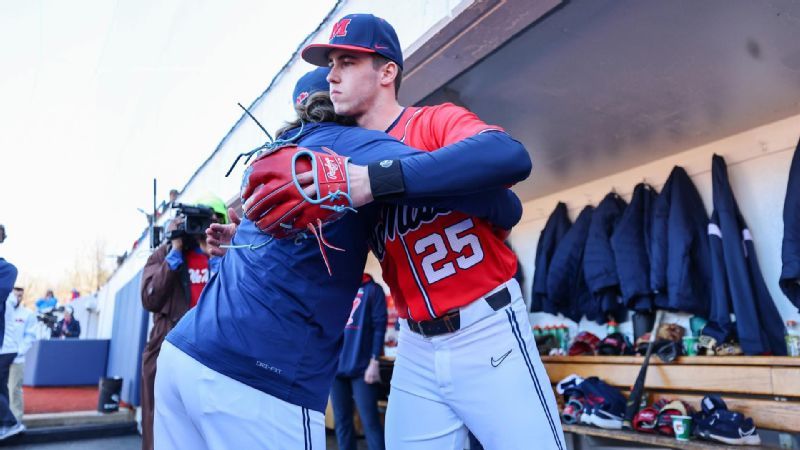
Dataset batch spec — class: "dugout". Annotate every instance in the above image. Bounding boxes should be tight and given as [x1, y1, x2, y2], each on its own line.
[360, 0, 800, 449]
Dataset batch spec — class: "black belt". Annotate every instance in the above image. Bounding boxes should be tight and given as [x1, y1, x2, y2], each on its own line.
[407, 287, 511, 337]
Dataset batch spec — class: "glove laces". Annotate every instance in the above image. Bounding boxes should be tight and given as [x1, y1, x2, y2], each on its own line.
[224, 103, 305, 177]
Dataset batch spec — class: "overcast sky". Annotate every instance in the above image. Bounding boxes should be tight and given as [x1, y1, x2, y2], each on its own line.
[0, 0, 335, 287]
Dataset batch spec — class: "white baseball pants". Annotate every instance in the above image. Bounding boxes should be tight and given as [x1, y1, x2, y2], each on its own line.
[154, 341, 325, 450]
[385, 279, 566, 450]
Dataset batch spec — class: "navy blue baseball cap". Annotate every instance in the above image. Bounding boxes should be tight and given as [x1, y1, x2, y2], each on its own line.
[292, 67, 330, 105]
[302, 14, 403, 70]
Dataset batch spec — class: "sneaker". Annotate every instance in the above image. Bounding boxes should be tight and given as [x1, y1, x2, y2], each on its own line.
[591, 407, 624, 430]
[580, 405, 595, 425]
[561, 398, 584, 425]
[0, 422, 25, 440]
[694, 396, 761, 446]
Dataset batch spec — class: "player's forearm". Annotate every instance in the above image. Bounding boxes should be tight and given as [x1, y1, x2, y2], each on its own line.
[369, 132, 531, 200]
[401, 189, 523, 230]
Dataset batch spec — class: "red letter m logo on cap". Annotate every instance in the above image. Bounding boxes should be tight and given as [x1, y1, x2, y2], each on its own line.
[329, 19, 351, 40]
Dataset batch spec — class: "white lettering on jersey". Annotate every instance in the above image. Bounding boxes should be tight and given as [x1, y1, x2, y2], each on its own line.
[188, 268, 209, 284]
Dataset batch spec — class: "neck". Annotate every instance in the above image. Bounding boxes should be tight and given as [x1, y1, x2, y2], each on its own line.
[356, 98, 404, 131]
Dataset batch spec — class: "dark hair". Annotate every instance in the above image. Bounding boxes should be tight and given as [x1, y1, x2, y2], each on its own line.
[276, 91, 355, 137]
[372, 55, 402, 95]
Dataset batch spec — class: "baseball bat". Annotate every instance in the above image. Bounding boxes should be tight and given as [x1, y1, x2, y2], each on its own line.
[623, 309, 665, 428]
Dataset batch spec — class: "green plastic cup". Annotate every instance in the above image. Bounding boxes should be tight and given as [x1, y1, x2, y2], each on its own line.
[671, 415, 692, 441]
[683, 336, 699, 356]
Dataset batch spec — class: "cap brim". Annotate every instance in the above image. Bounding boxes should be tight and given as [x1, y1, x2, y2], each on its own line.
[301, 43, 376, 67]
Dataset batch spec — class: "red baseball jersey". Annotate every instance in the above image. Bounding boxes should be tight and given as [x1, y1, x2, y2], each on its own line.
[186, 250, 209, 308]
[373, 103, 519, 321]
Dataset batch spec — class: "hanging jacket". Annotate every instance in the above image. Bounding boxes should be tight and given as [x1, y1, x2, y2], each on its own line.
[547, 206, 594, 322]
[649, 166, 711, 317]
[531, 203, 572, 312]
[583, 192, 628, 324]
[704, 154, 787, 355]
[780, 138, 800, 312]
[611, 183, 658, 312]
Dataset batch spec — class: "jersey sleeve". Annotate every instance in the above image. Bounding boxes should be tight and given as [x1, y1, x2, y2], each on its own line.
[421, 103, 505, 148]
[400, 132, 531, 197]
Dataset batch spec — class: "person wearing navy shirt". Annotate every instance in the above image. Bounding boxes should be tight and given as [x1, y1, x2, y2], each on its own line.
[331, 273, 387, 450]
[155, 68, 526, 450]
[0, 224, 25, 441]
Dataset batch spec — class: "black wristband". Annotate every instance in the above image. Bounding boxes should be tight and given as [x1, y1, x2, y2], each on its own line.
[368, 159, 405, 200]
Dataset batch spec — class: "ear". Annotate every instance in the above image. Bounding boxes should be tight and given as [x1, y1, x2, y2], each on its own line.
[378, 61, 399, 89]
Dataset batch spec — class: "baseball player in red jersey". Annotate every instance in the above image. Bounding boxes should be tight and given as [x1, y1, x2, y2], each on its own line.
[302, 14, 566, 450]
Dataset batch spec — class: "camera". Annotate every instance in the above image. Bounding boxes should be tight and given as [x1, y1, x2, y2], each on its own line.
[165, 203, 216, 240]
[37, 306, 64, 337]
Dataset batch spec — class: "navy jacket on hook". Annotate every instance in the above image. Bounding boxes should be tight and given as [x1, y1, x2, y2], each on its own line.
[611, 183, 658, 312]
[583, 192, 628, 324]
[547, 206, 594, 322]
[704, 154, 787, 355]
[780, 138, 800, 312]
[650, 166, 711, 317]
[531, 202, 572, 312]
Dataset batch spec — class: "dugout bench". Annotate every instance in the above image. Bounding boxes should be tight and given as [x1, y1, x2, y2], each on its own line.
[374, 355, 799, 448]
[542, 355, 800, 449]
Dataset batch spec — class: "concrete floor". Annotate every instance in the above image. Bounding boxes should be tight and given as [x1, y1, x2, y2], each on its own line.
[1, 432, 368, 449]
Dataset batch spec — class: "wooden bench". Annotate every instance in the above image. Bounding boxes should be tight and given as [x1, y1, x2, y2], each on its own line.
[541, 355, 800, 448]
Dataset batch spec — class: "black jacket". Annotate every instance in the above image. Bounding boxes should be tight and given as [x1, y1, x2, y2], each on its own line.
[547, 206, 594, 322]
[531, 203, 571, 312]
[649, 166, 711, 317]
[611, 183, 658, 312]
[583, 192, 627, 324]
[705, 154, 787, 355]
[53, 318, 81, 338]
[780, 138, 800, 312]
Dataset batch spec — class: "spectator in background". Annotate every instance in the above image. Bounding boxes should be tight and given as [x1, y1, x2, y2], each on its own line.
[169, 189, 179, 205]
[0, 224, 24, 440]
[331, 274, 387, 450]
[52, 306, 80, 339]
[4, 287, 35, 422]
[139, 198, 226, 450]
[34, 290, 57, 314]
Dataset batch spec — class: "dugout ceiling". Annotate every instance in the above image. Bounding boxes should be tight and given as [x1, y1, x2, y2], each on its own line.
[409, 0, 800, 201]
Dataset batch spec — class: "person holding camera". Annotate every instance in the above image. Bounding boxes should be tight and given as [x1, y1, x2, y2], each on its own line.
[139, 199, 227, 450]
[0, 224, 25, 440]
[52, 306, 80, 339]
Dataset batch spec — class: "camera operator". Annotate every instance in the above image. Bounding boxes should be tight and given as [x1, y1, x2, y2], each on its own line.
[139, 198, 227, 450]
[52, 306, 80, 339]
[0, 224, 25, 440]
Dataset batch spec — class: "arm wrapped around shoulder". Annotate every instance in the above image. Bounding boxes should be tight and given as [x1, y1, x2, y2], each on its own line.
[241, 144, 356, 238]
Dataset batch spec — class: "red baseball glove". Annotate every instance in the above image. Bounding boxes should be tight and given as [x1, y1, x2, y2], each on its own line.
[240, 144, 356, 273]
